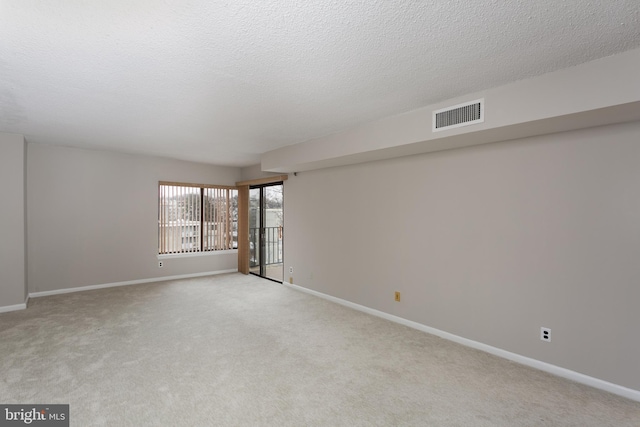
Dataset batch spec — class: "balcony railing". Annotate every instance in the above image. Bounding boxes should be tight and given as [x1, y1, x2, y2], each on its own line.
[249, 226, 283, 267]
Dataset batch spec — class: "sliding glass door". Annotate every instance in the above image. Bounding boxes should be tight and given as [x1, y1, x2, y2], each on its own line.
[249, 183, 283, 282]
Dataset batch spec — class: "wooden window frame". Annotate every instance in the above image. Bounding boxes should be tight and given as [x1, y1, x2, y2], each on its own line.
[235, 175, 288, 274]
[158, 181, 238, 255]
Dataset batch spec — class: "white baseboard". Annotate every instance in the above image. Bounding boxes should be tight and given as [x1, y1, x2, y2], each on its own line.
[283, 282, 640, 403]
[29, 269, 238, 299]
[0, 301, 27, 313]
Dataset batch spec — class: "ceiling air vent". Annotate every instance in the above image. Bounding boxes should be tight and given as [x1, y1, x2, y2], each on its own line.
[432, 99, 484, 132]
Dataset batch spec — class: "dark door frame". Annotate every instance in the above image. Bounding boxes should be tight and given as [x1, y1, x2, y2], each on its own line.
[249, 182, 283, 283]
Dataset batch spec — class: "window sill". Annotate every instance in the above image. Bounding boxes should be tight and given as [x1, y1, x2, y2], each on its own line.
[158, 249, 238, 260]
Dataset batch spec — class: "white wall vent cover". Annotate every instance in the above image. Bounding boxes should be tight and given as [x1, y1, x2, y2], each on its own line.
[432, 99, 484, 132]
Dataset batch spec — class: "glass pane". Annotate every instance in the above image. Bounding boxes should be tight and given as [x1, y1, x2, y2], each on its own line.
[249, 188, 261, 275]
[159, 185, 201, 254]
[264, 184, 283, 282]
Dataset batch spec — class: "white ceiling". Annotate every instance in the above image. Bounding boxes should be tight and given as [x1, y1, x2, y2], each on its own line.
[1, 1, 639, 167]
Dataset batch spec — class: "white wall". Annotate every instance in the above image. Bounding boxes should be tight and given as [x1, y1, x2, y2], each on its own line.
[0, 133, 27, 310]
[27, 144, 241, 293]
[240, 164, 282, 181]
[263, 47, 640, 173]
[284, 120, 640, 391]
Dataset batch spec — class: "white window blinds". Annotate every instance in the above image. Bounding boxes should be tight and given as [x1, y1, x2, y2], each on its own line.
[158, 183, 237, 254]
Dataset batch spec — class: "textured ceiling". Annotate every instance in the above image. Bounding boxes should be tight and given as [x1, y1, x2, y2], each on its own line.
[1, 1, 639, 166]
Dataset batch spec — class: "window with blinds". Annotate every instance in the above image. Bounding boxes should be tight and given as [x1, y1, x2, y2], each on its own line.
[158, 183, 238, 255]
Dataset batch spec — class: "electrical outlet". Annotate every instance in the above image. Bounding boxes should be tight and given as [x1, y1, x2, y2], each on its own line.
[541, 327, 551, 342]
[395, 291, 401, 302]
[158, 261, 163, 268]
[289, 267, 293, 274]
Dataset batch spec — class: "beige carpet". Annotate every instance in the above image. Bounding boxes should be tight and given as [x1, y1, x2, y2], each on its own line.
[1, 273, 639, 426]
